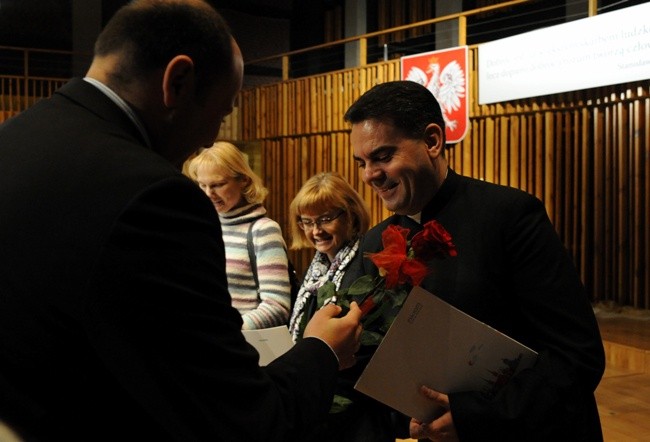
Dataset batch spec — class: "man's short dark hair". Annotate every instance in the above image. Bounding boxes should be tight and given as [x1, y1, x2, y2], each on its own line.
[94, 0, 232, 94]
[344, 80, 446, 141]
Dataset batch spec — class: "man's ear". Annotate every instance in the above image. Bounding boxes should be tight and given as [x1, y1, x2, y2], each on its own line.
[162, 55, 196, 108]
[424, 123, 445, 158]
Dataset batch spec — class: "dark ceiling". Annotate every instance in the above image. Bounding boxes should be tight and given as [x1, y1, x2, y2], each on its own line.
[0, 0, 293, 50]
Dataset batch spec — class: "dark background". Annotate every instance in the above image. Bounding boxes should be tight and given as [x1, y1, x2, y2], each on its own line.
[0, 0, 645, 82]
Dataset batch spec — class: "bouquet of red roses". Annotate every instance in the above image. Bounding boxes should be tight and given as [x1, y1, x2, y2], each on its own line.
[317, 219, 457, 346]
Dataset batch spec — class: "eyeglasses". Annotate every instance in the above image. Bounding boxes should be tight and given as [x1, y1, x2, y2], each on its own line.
[297, 209, 345, 231]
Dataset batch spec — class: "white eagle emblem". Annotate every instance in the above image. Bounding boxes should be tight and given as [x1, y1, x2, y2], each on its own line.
[405, 57, 466, 131]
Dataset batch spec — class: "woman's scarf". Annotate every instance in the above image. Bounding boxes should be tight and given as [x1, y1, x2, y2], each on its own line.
[288, 236, 361, 341]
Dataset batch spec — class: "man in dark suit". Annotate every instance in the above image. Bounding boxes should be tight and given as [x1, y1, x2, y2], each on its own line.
[0, 1, 362, 441]
[344, 81, 605, 441]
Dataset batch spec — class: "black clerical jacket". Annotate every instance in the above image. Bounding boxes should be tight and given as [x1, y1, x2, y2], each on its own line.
[360, 169, 605, 441]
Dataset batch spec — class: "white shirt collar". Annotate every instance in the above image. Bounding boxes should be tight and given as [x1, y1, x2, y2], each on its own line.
[408, 213, 422, 224]
[83, 77, 151, 148]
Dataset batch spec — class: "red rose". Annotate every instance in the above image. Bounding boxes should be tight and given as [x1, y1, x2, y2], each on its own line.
[329, 220, 457, 343]
[411, 220, 458, 261]
[367, 225, 429, 289]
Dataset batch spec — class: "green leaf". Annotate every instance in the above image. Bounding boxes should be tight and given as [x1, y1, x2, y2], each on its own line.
[316, 281, 338, 308]
[360, 330, 384, 346]
[345, 274, 376, 296]
[330, 394, 353, 413]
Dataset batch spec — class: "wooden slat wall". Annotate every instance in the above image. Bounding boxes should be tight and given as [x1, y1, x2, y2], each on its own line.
[240, 62, 400, 274]
[1, 52, 647, 310]
[238, 48, 650, 310]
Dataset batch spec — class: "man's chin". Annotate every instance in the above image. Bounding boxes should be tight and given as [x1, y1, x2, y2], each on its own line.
[380, 193, 403, 212]
[383, 199, 419, 215]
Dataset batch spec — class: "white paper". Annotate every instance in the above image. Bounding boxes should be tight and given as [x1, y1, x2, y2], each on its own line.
[242, 325, 295, 366]
[354, 286, 538, 422]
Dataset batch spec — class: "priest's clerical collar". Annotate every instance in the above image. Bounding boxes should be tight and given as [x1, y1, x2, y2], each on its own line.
[408, 213, 422, 224]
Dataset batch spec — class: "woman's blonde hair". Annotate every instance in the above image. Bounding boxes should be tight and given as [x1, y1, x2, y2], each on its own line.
[289, 172, 370, 250]
[187, 141, 268, 204]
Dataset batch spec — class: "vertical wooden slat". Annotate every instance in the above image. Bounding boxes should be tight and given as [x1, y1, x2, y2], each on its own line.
[297, 79, 304, 135]
[458, 16, 467, 46]
[509, 115, 520, 188]
[498, 111, 508, 185]
[544, 112, 555, 223]
[282, 55, 289, 81]
[325, 75, 332, 132]
[484, 117, 495, 183]
[644, 96, 650, 307]
[517, 114, 527, 193]
[1, 78, 5, 116]
[579, 108, 590, 295]
[616, 100, 629, 305]
[593, 105, 605, 302]
[571, 110, 580, 262]
[359, 38, 367, 67]
[564, 111, 573, 249]
[631, 97, 642, 305]
[604, 102, 615, 302]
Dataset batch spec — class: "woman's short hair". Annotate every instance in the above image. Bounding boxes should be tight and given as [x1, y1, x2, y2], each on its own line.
[187, 142, 268, 205]
[289, 172, 370, 250]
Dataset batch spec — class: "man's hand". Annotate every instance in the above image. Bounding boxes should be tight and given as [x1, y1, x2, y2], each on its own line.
[409, 386, 459, 441]
[303, 301, 363, 370]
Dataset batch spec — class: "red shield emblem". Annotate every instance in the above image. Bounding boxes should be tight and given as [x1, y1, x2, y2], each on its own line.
[401, 46, 469, 144]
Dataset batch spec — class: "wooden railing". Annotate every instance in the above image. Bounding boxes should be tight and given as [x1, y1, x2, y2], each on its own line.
[244, 0, 534, 81]
[0, 76, 67, 119]
[0, 45, 70, 119]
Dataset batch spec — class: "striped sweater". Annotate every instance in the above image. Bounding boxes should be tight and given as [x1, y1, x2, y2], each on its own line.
[219, 203, 291, 329]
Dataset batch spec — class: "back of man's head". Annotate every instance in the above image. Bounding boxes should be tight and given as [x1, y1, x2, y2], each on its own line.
[94, 0, 232, 94]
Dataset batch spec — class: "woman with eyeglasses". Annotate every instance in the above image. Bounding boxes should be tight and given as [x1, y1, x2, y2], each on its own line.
[187, 142, 292, 330]
[288, 172, 400, 442]
[288, 172, 370, 342]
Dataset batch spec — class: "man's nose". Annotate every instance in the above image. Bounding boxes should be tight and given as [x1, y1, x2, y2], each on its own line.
[307, 222, 324, 232]
[362, 164, 382, 183]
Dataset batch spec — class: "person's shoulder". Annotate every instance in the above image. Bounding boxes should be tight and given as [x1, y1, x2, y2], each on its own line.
[251, 216, 286, 245]
[458, 174, 540, 205]
[369, 214, 402, 232]
[252, 215, 282, 232]
[366, 216, 394, 236]
[455, 174, 546, 223]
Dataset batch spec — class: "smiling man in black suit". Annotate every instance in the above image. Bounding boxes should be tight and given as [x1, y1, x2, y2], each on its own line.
[345, 80, 605, 441]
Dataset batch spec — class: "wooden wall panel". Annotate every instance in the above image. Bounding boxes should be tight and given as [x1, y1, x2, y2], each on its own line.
[236, 50, 650, 310]
[2, 52, 648, 310]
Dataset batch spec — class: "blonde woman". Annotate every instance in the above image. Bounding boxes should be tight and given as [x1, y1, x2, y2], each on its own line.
[288, 172, 404, 442]
[188, 142, 291, 329]
[288, 172, 370, 341]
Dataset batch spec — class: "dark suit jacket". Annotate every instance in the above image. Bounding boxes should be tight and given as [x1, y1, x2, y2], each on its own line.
[361, 168, 605, 441]
[0, 79, 339, 441]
